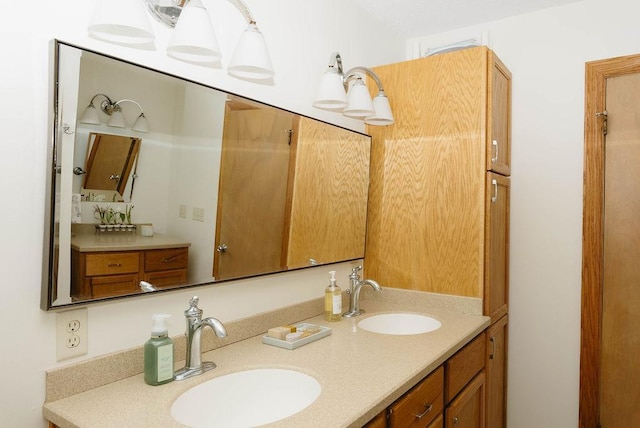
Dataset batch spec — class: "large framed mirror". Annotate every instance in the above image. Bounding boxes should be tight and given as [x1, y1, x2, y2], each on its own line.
[42, 40, 371, 310]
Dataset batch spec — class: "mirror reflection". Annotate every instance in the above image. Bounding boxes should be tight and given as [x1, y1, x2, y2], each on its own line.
[80, 133, 141, 202]
[43, 41, 371, 309]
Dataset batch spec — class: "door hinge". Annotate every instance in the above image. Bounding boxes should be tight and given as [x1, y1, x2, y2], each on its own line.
[596, 110, 608, 135]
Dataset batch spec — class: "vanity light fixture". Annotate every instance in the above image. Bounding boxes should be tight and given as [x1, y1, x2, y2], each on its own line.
[313, 52, 394, 126]
[87, 0, 274, 81]
[80, 94, 149, 133]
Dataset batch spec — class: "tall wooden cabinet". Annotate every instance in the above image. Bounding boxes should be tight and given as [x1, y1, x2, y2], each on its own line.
[365, 46, 510, 428]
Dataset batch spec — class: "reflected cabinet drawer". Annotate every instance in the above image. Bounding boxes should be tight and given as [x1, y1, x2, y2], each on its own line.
[84, 252, 140, 276]
[389, 366, 444, 427]
[144, 248, 189, 272]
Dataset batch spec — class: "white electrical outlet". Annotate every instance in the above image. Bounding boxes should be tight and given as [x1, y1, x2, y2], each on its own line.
[56, 308, 88, 361]
[192, 207, 205, 222]
[178, 204, 187, 218]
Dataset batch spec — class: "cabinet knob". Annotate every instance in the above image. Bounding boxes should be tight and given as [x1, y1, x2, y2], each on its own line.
[216, 244, 228, 253]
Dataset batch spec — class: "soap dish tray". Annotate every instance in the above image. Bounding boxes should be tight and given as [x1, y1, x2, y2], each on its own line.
[262, 323, 331, 350]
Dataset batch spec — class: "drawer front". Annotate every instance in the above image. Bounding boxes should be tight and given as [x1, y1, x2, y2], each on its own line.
[445, 333, 485, 403]
[144, 269, 188, 288]
[85, 252, 140, 276]
[389, 366, 444, 428]
[144, 248, 188, 272]
[91, 274, 139, 298]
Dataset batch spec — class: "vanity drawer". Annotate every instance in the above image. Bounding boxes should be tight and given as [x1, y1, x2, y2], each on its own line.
[144, 269, 188, 288]
[144, 248, 188, 272]
[84, 252, 140, 276]
[91, 273, 139, 298]
[389, 365, 444, 427]
[445, 333, 485, 402]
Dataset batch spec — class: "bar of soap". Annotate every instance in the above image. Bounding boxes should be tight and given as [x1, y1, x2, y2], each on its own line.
[285, 331, 304, 342]
[267, 326, 291, 340]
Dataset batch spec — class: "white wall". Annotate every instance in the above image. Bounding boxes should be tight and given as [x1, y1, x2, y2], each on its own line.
[407, 0, 640, 426]
[0, 1, 404, 426]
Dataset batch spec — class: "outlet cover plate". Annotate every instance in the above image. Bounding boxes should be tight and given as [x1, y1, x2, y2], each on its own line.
[56, 308, 88, 361]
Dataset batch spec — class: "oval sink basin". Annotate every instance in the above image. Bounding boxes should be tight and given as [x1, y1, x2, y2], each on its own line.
[357, 313, 442, 335]
[171, 368, 321, 427]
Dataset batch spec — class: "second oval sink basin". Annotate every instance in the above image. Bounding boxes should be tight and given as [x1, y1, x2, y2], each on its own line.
[357, 313, 442, 335]
[171, 368, 321, 427]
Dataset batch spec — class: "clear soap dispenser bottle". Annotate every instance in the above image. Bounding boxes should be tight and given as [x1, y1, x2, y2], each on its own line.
[144, 313, 175, 386]
[325, 270, 342, 322]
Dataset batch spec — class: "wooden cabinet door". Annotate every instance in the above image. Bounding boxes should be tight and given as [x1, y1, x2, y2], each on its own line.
[486, 52, 511, 176]
[364, 410, 387, 428]
[445, 372, 485, 428]
[484, 173, 510, 322]
[485, 315, 508, 428]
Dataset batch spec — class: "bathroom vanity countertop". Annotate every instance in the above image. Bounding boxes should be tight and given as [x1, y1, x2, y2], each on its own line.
[70, 232, 191, 252]
[43, 299, 489, 428]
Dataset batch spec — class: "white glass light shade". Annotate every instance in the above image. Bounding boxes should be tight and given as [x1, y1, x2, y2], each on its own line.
[88, 0, 154, 45]
[365, 91, 394, 126]
[132, 114, 149, 133]
[228, 23, 275, 80]
[343, 79, 374, 118]
[107, 111, 126, 128]
[312, 68, 348, 111]
[167, 0, 222, 64]
[80, 104, 101, 125]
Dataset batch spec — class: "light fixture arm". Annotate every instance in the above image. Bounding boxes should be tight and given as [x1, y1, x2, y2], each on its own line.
[344, 66, 385, 93]
[113, 99, 146, 117]
[86, 93, 118, 115]
[145, 0, 257, 27]
[325, 52, 385, 93]
[227, 0, 255, 24]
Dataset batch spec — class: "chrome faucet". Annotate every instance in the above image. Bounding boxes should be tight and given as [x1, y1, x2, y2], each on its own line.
[175, 296, 228, 381]
[342, 266, 382, 318]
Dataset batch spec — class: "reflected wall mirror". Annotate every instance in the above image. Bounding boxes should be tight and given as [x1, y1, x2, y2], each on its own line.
[42, 40, 371, 310]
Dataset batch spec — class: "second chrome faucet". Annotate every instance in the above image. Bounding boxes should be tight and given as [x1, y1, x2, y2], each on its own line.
[175, 296, 227, 381]
[342, 266, 381, 318]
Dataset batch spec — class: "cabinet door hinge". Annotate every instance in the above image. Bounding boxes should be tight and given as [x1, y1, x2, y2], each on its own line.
[596, 110, 608, 135]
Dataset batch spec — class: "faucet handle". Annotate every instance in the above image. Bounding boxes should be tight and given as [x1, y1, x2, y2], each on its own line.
[185, 296, 203, 318]
[350, 265, 363, 278]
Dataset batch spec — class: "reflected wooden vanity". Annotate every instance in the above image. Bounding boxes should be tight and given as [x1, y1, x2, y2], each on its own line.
[70, 230, 190, 300]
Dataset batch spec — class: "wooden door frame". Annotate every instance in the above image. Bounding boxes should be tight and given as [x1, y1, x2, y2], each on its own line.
[580, 53, 640, 428]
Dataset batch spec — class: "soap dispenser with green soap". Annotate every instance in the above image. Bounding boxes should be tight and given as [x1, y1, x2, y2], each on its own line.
[325, 270, 342, 322]
[144, 313, 175, 386]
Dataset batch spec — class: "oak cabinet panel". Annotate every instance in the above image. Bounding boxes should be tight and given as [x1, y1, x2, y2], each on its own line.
[445, 372, 486, 428]
[389, 366, 444, 428]
[485, 315, 508, 428]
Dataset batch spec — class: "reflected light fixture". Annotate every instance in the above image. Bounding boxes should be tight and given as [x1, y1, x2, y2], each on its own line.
[88, 0, 274, 82]
[313, 52, 394, 126]
[80, 94, 149, 133]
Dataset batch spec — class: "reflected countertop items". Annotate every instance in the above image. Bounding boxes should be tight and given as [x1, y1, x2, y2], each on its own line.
[71, 231, 191, 253]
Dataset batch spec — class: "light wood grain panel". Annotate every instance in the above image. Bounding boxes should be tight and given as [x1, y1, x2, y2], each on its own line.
[366, 47, 488, 297]
[286, 117, 370, 268]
